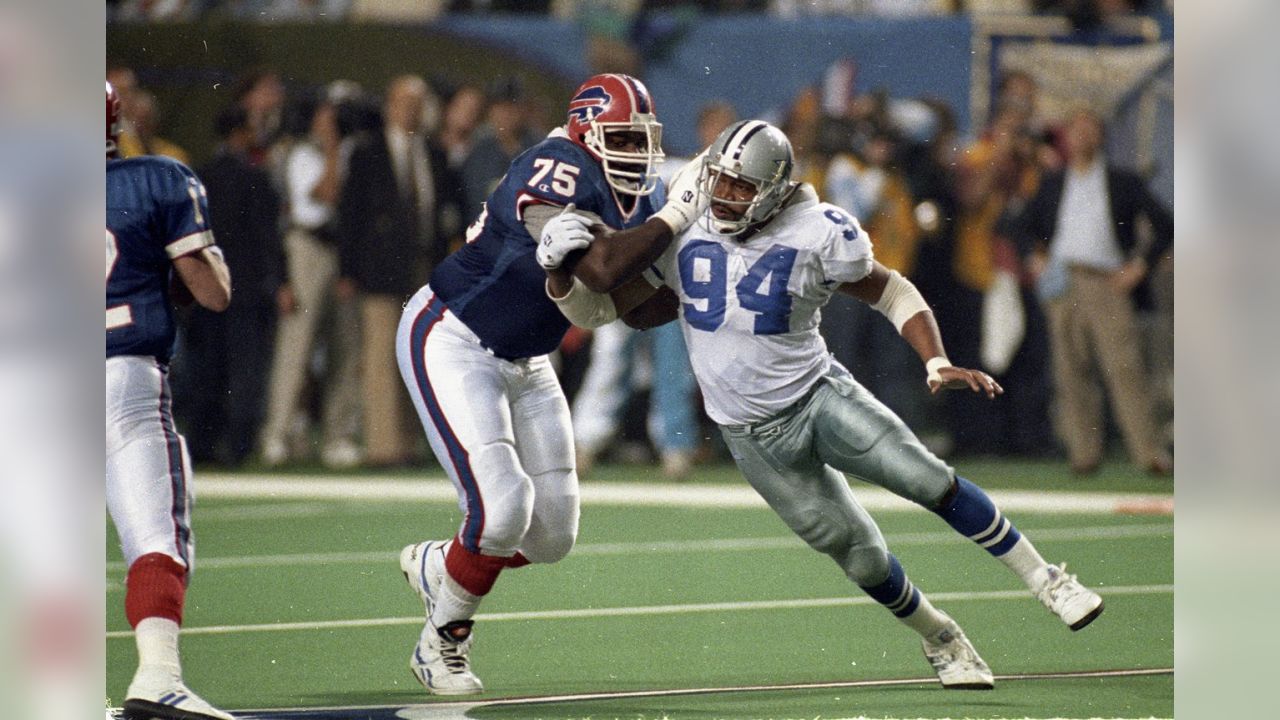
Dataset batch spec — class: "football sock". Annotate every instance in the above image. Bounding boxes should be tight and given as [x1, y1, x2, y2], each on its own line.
[1002, 536, 1054, 592]
[933, 476, 1024, 557]
[859, 554, 950, 638]
[133, 617, 182, 673]
[125, 553, 186, 628]
[428, 539, 495, 626]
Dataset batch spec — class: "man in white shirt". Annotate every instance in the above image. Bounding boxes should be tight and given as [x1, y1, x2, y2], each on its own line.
[1020, 108, 1174, 476]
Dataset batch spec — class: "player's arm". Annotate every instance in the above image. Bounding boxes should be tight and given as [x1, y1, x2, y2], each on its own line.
[840, 262, 1001, 398]
[173, 246, 232, 312]
[535, 154, 707, 293]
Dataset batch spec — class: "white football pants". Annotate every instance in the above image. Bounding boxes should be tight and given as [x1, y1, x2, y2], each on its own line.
[105, 355, 195, 571]
[396, 286, 579, 563]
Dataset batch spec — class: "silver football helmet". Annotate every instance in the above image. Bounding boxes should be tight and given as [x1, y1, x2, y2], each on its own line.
[698, 120, 796, 235]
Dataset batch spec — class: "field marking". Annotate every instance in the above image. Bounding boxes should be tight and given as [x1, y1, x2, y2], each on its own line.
[194, 474, 1174, 515]
[105, 522, 1172, 573]
[223, 667, 1174, 720]
[105, 583, 1172, 639]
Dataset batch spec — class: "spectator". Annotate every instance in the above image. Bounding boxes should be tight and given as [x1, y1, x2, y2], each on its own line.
[260, 91, 364, 468]
[438, 83, 487, 171]
[460, 76, 541, 222]
[233, 67, 287, 168]
[1018, 107, 1173, 475]
[949, 69, 1057, 456]
[177, 105, 287, 466]
[116, 89, 191, 165]
[337, 74, 463, 467]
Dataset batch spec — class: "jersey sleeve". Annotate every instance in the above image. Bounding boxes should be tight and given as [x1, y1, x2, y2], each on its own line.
[154, 161, 215, 259]
[814, 205, 874, 285]
[507, 142, 604, 222]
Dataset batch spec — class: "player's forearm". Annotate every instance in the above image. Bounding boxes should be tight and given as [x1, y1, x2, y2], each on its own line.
[898, 310, 949, 365]
[572, 218, 673, 293]
[173, 247, 232, 312]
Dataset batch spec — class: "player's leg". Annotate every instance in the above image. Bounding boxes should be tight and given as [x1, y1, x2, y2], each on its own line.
[510, 356, 580, 566]
[106, 357, 232, 719]
[721, 424, 991, 688]
[811, 368, 1104, 630]
[395, 290, 539, 694]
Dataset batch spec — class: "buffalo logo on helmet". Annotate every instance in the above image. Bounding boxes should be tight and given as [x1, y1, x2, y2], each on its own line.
[567, 85, 613, 124]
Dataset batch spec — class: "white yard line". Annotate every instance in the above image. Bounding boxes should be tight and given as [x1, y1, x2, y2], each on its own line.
[106, 522, 1171, 573]
[106, 583, 1172, 639]
[193, 474, 1173, 514]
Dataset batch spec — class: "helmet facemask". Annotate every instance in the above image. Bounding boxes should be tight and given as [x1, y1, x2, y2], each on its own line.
[697, 155, 792, 236]
[696, 120, 797, 236]
[584, 115, 664, 197]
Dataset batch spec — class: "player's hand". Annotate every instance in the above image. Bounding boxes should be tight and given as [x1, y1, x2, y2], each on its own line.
[652, 150, 710, 234]
[928, 364, 1003, 399]
[537, 203, 594, 270]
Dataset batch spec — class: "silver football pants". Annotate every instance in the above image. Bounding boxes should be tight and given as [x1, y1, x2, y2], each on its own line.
[720, 362, 953, 585]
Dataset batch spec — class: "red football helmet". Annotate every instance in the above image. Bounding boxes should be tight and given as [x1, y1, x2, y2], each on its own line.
[565, 73, 664, 196]
[106, 80, 121, 157]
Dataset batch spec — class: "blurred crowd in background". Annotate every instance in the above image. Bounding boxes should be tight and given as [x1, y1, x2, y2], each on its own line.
[106, 0, 1174, 477]
[106, 0, 1172, 27]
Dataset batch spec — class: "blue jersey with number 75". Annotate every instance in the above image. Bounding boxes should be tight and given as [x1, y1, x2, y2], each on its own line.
[106, 155, 214, 362]
[430, 129, 664, 360]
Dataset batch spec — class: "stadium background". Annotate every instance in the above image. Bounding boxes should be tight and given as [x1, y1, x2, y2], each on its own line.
[106, 3, 1175, 718]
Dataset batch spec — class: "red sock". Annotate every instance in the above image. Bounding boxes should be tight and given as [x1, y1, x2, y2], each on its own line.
[444, 538, 509, 596]
[125, 553, 186, 628]
[505, 552, 531, 569]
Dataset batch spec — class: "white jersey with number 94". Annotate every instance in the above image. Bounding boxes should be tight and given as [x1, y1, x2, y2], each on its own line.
[646, 187, 874, 426]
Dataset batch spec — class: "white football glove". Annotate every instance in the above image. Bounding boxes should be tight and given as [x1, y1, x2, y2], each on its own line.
[537, 203, 594, 270]
[652, 150, 710, 235]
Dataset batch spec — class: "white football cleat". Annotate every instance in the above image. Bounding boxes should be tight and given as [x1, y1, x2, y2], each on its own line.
[921, 620, 995, 690]
[1036, 563, 1105, 631]
[123, 667, 234, 719]
[399, 542, 483, 695]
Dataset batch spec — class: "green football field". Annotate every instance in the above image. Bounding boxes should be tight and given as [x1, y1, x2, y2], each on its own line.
[106, 460, 1173, 719]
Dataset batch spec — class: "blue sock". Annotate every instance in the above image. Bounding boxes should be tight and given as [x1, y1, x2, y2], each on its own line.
[859, 554, 921, 618]
[933, 476, 1022, 557]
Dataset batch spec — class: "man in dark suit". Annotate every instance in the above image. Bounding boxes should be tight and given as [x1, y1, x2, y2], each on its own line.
[337, 75, 462, 466]
[1019, 108, 1173, 476]
[180, 105, 287, 466]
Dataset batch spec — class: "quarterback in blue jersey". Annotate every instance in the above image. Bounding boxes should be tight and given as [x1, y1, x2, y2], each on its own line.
[395, 73, 707, 695]
[105, 81, 237, 720]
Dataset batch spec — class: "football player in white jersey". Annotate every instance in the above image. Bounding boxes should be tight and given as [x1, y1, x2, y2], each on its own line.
[542, 120, 1105, 690]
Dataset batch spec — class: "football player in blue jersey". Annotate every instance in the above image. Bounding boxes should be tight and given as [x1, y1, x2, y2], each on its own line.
[395, 73, 707, 695]
[105, 81, 237, 720]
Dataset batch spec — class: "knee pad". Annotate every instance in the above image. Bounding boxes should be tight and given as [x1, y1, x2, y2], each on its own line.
[519, 472, 580, 565]
[475, 476, 535, 555]
[793, 509, 854, 559]
[520, 525, 576, 565]
[840, 544, 892, 587]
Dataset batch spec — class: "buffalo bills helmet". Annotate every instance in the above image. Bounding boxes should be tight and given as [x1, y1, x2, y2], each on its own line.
[565, 73, 664, 197]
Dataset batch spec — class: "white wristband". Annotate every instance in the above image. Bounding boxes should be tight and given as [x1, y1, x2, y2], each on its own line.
[546, 276, 617, 329]
[925, 356, 951, 384]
